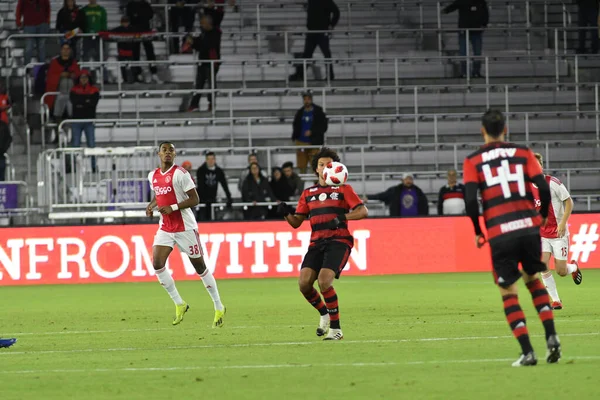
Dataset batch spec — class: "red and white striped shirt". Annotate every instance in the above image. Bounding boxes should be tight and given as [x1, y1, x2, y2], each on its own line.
[148, 165, 198, 233]
[531, 175, 571, 239]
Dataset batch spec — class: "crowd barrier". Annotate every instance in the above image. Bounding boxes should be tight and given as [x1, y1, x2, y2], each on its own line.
[1, 214, 598, 286]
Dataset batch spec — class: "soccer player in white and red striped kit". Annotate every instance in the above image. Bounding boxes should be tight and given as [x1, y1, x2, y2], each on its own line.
[530, 153, 582, 310]
[147, 141, 226, 327]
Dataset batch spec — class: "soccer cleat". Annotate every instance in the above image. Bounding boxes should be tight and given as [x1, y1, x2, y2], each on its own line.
[571, 260, 583, 285]
[323, 328, 343, 341]
[172, 302, 189, 326]
[511, 352, 538, 367]
[546, 334, 561, 364]
[551, 301, 563, 310]
[316, 314, 330, 337]
[213, 306, 226, 328]
[0, 338, 17, 348]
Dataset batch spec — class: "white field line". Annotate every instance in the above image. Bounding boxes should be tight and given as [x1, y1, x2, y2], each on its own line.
[1, 332, 598, 357]
[5, 318, 600, 337]
[2, 356, 600, 375]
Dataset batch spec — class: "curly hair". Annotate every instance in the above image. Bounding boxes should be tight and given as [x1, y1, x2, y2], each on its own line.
[310, 147, 341, 175]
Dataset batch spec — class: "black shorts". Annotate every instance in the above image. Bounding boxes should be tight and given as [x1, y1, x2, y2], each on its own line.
[301, 241, 351, 279]
[490, 233, 546, 288]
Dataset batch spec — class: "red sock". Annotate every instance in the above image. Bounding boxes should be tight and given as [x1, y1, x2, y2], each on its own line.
[503, 294, 533, 354]
[321, 287, 340, 329]
[303, 288, 328, 316]
[526, 279, 556, 340]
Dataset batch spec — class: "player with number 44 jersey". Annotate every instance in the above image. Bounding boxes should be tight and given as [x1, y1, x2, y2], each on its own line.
[530, 153, 582, 311]
[147, 141, 226, 328]
[463, 110, 561, 367]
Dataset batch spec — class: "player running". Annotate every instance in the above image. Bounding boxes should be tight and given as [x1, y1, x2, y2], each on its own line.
[147, 141, 226, 327]
[277, 148, 368, 340]
[531, 153, 582, 310]
[463, 110, 561, 367]
[0, 338, 17, 348]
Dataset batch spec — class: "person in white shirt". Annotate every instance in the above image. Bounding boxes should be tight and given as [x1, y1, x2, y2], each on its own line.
[530, 153, 582, 310]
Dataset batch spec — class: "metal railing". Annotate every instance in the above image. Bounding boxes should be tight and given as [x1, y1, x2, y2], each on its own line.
[37, 143, 600, 216]
[55, 110, 600, 151]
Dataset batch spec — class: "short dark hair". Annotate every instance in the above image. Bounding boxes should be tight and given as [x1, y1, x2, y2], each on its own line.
[206, 151, 216, 158]
[248, 153, 258, 161]
[302, 92, 312, 99]
[311, 147, 341, 175]
[281, 161, 294, 170]
[158, 141, 175, 151]
[481, 109, 506, 138]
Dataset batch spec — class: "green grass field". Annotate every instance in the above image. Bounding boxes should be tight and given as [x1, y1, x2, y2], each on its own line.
[2, 272, 600, 400]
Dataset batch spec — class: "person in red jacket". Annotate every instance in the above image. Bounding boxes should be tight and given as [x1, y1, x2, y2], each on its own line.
[45, 43, 80, 113]
[70, 70, 100, 171]
[16, 0, 51, 66]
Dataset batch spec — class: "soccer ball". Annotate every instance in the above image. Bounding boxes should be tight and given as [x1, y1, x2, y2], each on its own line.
[323, 162, 348, 186]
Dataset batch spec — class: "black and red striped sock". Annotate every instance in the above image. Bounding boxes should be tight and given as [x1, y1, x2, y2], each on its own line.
[526, 279, 556, 340]
[321, 287, 340, 329]
[303, 288, 328, 316]
[503, 294, 533, 354]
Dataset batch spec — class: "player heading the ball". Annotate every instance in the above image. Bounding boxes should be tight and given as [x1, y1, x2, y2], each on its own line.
[147, 141, 226, 328]
[277, 148, 368, 341]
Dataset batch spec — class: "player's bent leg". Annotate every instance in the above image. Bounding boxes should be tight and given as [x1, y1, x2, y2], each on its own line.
[299, 268, 329, 336]
[497, 283, 537, 367]
[555, 258, 582, 285]
[522, 273, 561, 364]
[189, 256, 226, 328]
[153, 243, 188, 325]
[318, 269, 343, 341]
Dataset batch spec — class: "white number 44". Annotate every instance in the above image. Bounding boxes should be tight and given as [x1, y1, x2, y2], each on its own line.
[482, 160, 526, 199]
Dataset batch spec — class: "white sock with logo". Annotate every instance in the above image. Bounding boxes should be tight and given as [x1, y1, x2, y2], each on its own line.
[199, 269, 224, 311]
[155, 267, 184, 306]
[541, 271, 560, 302]
[566, 263, 578, 274]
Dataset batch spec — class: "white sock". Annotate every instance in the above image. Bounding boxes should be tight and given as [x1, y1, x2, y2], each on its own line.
[199, 269, 224, 311]
[566, 263, 578, 274]
[541, 271, 560, 302]
[156, 267, 184, 306]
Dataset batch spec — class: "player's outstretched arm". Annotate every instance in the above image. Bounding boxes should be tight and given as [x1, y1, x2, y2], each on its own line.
[345, 204, 368, 221]
[278, 202, 305, 228]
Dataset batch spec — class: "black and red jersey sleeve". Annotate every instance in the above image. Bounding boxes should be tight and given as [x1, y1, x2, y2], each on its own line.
[343, 185, 363, 210]
[462, 157, 479, 185]
[295, 190, 309, 216]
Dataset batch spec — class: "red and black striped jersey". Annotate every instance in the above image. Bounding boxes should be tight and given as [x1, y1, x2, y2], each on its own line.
[463, 142, 544, 244]
[295, 184, 363, 247]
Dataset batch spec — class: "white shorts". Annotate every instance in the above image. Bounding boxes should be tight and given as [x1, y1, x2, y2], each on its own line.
[153, 229, 204, 259]
[541, 236, 569, 261]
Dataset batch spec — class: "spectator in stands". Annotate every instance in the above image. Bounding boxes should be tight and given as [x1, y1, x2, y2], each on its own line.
[366, 173, 429, 217]
[70, 69, 99, 171]
[270, 167, 293, 202]
[182, 160, 193, 175]
[56, 0, 85, 59]
[437, 169, 466, 215]
[292, 93, 328, 173]
[200, 0, 229, 29]
[443, 0, 488, 78]
[196, 152, 233, 221]
[242, 162, 276, 220]
[238, 153, 266, 192]
[127, 0, 162, 83]
[169, 0, 197, 54]
[289, 0, 339, 81]
[281, 161, 304, 197]
[0, 84, 11, 182]
[577, 0, 599, 54]
[16, 0, 51, 66]
[186, 14, 222, 112]
[81, 0, 107, 82]
[45, 43, 80, 141]
[110, 16, 137, 83]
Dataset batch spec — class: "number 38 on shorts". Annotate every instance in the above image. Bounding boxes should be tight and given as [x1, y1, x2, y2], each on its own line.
[153, 229, 205, 259]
